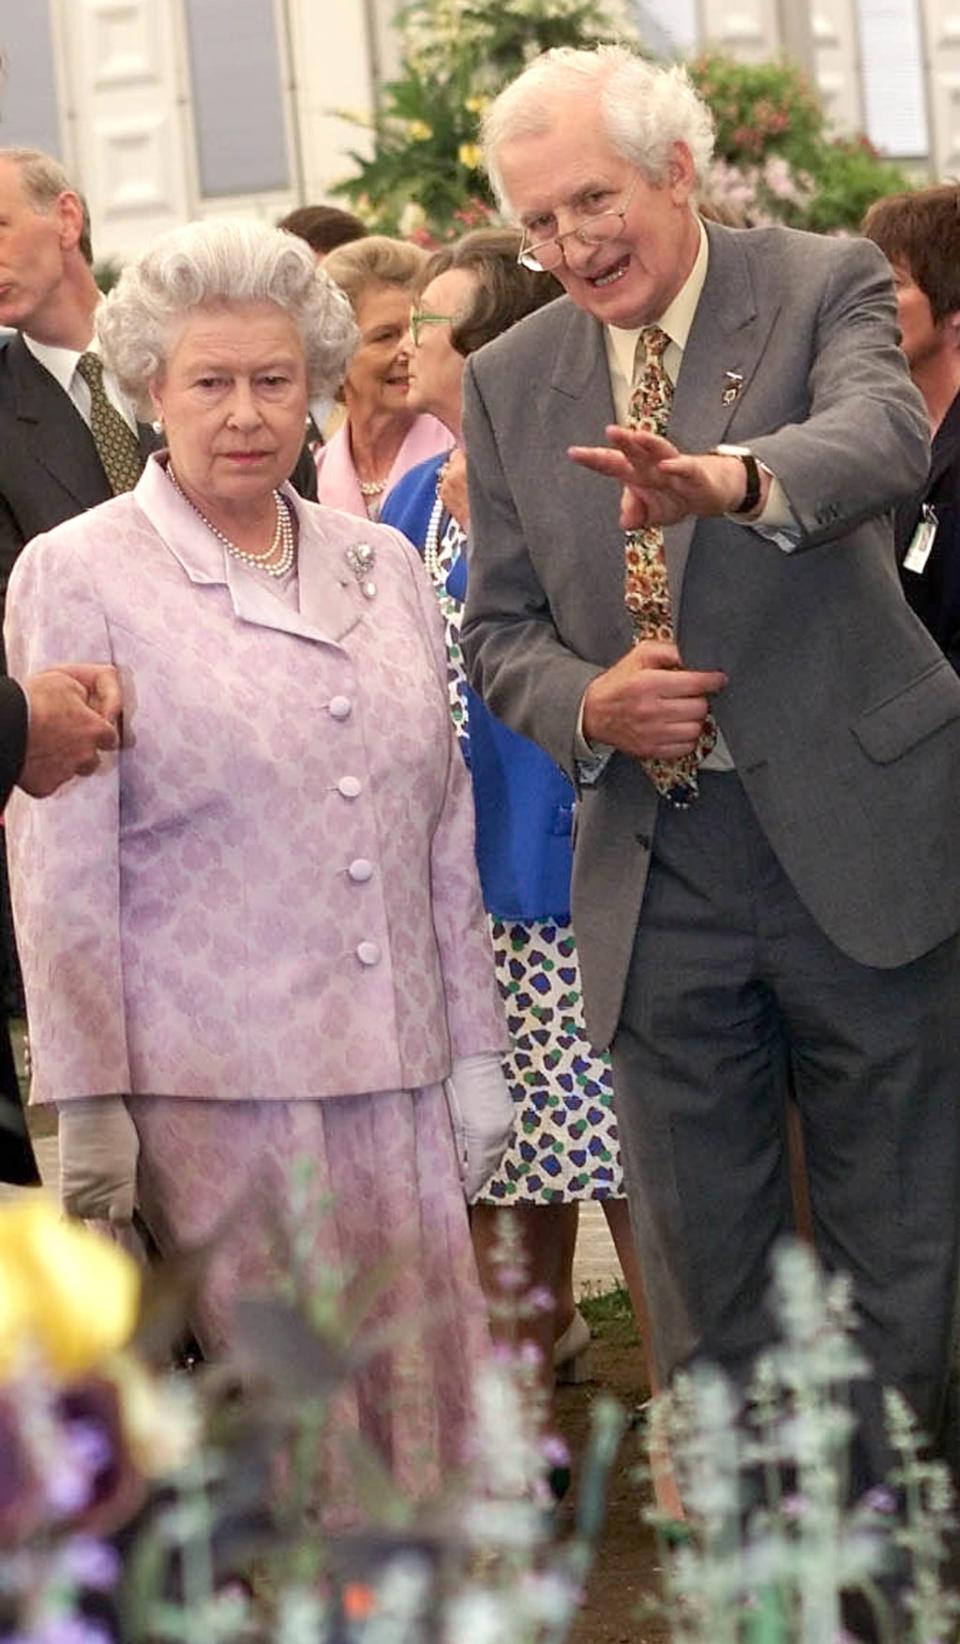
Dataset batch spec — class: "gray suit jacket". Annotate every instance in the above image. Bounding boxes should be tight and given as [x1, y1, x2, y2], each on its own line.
[462, 220, 958, 1047]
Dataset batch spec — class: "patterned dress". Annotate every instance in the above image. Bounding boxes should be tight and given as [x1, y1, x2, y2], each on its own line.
[425, 498, 625, 1204]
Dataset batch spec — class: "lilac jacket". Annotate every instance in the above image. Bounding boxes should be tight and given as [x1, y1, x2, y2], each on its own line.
[5, 455, 505, 1105]
[315, 413, 451, 516]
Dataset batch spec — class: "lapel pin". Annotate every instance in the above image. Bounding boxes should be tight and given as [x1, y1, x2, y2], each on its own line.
[722, 371, 743, 406]
[346, 541, 377, 600]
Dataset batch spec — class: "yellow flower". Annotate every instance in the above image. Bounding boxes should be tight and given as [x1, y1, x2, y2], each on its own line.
[406, 120, 433, 142]
[0, 1198, 140, 1379]
[464, 95, 489, 115]
[458, 142, 483, 171]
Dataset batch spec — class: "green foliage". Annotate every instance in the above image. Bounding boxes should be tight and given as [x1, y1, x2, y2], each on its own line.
[579, 1281, 637, 1333]
[804, 136, 919, 235]
[331, 54, 492, 242]
[645, 1242, 959, 1643]
[689, 52, 824, 170]
[690, 52, 923, 233]
[332, 0, 633, 240]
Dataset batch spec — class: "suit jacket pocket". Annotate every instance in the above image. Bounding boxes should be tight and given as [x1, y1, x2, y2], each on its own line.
[851, 660, 960, 763]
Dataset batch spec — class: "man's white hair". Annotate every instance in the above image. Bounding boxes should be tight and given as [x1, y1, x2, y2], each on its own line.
[97, 216, 358, 416]
[481, 45, 715, 209]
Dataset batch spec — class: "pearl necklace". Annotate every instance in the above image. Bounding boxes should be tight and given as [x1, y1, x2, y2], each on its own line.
[424, 488, 446, 584]
[357, 476, 388, 497]
[167, 466, 295, 578]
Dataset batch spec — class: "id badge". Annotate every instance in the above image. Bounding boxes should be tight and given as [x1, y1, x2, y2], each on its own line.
[904, 503, 938, 574]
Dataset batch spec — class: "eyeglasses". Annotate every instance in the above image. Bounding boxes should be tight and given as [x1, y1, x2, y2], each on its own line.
[517, 175, 640, 273]
[410, 310, 456, 345]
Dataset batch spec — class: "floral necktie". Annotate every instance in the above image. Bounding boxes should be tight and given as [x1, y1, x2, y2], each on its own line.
[75, 352, 144, 495]
[624, 325, 715, 807]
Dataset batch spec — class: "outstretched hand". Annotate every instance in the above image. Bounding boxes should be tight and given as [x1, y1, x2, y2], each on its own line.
[570, 426, 758, 528]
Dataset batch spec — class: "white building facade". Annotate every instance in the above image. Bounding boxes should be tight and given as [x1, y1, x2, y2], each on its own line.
[0, 0, 952, 265]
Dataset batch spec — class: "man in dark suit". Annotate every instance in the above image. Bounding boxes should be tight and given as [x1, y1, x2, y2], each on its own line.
[0, 148, 162, 626]
[864, 185, 960, 674]
[462, 45, 960, 1494]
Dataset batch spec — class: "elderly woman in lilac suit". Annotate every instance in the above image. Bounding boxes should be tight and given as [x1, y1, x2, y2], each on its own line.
[4, 219, 511, 1494]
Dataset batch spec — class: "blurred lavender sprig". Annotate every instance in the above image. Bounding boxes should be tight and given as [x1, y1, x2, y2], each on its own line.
[641, 1240, 955, 1643]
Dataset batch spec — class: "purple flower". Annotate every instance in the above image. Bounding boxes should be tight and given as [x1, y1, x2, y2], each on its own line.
[11, 1620, 114, 1644]
[52, 1378, 146, 1535]
[861, 1486, 897, 1516]
[541, 1434, 570, 1467]
[59, 1535, 121, 1590]
[527, 1287, 554, 1315]
[44, 1423, 111, 1517]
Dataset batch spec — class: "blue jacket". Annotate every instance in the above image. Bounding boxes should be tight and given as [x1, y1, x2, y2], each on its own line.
[383, 454, 574, 919]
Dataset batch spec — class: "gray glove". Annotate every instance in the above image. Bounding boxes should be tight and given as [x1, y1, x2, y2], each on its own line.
[445, 1053, 514, 1201]
[58, 1096, 139, 1223]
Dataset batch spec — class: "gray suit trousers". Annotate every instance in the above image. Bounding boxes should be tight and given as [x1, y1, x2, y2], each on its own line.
[611, 771, 960, 1490]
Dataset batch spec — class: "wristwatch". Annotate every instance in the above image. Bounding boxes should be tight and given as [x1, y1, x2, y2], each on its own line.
[713, 444, 762, 515]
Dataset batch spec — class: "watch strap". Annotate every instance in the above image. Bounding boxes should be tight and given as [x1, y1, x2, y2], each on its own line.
[729, 451, 762, 515]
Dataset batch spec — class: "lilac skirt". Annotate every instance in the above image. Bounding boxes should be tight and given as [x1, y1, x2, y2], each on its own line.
[130, 1083, 488, 1496]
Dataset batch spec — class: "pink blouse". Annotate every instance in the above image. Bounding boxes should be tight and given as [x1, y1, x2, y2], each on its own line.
[316, 413, 452, 518]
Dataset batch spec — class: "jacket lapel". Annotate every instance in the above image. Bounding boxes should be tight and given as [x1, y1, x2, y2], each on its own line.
[546, 304, 636, 657]
[134, 457, 362, 647]
[272, 491, 363, 644]
[6, 335, 114, 510]
[665, 221, 782, 605]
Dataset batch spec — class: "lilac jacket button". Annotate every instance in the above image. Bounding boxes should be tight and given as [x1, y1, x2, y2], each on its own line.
[337, 776, 362, 799]
[356, 940, 381, 966]
[348, 858, 374, 882]
[329, 695, 352, 720]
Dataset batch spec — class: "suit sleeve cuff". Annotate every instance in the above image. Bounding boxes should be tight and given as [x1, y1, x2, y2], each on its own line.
[574, 691, 614, 785]
[728, 469, 802, 551]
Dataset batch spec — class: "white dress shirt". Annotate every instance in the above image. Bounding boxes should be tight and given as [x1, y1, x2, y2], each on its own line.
[23, 330, 139, 435]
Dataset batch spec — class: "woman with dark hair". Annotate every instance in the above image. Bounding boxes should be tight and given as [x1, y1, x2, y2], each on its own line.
[381, 229, 674, 1505]
[278, 203, 368, 261]
[863, 185, 960, 674]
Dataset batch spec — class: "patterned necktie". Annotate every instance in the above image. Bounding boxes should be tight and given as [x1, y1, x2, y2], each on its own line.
[624, 325, 715, 807]
[75, 352, 144, 495]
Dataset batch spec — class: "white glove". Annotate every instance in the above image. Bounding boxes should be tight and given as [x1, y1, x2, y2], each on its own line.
[58, 1096, 139, 1224]
[445, 1052, 514, 1201]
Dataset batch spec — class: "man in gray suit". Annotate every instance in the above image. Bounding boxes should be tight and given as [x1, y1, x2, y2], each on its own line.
[461, 46, 960, 1487]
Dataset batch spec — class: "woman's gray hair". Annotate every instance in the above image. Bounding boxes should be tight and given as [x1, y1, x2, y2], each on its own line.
[97, 216, 358, 414]
[482, 45, 715, 207]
